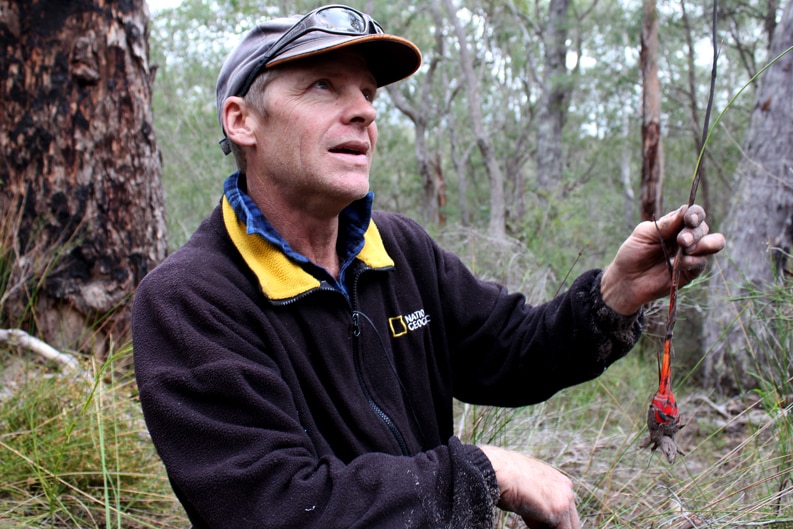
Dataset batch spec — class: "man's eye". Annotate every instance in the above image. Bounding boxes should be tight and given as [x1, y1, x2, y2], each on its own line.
[313, 79, 330, 90]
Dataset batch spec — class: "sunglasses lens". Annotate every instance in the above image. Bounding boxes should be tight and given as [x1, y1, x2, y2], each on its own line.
[316, 7, 369, 34]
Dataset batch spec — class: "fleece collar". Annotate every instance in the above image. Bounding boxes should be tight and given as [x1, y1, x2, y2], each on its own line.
[221, 175, 394, 302]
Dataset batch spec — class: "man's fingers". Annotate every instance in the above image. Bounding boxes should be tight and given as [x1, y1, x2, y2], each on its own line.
[524, 502, 581, 529]
[658, 203, 706, 235]
[681, 232, 725, 256]
[678, 219, 709, 251]
[680, 255, 708, 275]
[683, 204, 705, 228]
[658, 204, 686, 227]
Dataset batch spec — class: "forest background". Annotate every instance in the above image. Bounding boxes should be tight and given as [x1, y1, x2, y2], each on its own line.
[1, 0, 792, 527]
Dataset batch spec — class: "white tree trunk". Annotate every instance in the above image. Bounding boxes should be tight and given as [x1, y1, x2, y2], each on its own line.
[441, 0, 506, 239]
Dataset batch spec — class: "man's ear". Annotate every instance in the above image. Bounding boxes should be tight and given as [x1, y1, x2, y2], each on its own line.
[222, 96, 257, 147]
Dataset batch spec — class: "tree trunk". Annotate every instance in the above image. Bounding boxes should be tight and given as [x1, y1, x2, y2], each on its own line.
[621, 112, 635, 232]
[445, 82, 471, 227]
[639, 0, 664, 221]
[535, 0, 570, 199]
[442, 0, 506, 239]
[702, 0, 793, 393]
[0, 0, 167, 354]
[386, 1, 446, 227]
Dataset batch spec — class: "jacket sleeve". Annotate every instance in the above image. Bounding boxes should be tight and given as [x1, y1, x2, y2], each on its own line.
[376, 213, 644, 407]
[444, 257, 644, 406]
[132, 258, 499, 529]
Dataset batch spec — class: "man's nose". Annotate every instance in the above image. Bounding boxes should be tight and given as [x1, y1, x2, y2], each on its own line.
[344, 90, 377, 126]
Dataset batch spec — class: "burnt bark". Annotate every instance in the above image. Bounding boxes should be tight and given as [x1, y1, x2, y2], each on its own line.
[640, 0, 664, 222]
[0, 0, 167, 353]
[702, 0, 793, 393]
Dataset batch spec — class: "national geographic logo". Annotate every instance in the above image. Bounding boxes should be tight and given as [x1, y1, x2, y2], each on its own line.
[388, 309, 431, 338]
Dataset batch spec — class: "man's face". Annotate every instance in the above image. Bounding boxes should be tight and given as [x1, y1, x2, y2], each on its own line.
[246, 51, 379, 217]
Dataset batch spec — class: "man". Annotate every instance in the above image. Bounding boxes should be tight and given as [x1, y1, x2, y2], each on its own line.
[132, 5, 725, 529]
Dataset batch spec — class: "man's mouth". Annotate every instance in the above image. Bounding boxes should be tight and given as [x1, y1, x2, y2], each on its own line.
[329, 142, 368, 156]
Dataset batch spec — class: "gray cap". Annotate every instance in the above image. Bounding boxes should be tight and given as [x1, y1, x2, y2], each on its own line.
[216, 9, 422, 153]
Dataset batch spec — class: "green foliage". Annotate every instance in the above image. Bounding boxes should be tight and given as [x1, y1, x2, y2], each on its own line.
[149, 0, 757, 257]
[149, 0, 238, 248]
[368, 99, 423, 218]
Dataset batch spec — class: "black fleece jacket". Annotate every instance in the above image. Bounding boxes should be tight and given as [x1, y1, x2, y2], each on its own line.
[132, 202, 642, 529]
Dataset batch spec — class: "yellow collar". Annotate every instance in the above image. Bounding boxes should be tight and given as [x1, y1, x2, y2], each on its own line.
[222, 197, 394, 301]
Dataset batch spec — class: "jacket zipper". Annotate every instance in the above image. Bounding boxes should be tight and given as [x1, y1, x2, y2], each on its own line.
[351, 278, 410, 456]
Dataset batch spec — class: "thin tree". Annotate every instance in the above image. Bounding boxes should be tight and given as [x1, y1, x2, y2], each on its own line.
[386, 2, 447, 227]
[0, 0, 167, 353]
[535, 0, 571, 200]
[441, 0, 507, 239]
[640, 0, 664, 221]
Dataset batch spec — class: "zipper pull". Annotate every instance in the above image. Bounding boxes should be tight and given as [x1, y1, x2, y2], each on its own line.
[352, 311, 361, 337]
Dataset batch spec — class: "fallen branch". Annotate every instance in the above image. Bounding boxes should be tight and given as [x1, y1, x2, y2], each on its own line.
[0, 328, 80, 373]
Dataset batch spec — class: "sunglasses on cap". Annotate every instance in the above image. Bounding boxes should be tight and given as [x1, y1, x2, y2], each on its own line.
[236, 5, 384, 98]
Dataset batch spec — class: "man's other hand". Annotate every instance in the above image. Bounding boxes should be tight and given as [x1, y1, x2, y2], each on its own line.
[479, 445, 581, 529]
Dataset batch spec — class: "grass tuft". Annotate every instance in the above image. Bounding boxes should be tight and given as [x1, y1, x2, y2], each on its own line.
[0, 346, 185, 528]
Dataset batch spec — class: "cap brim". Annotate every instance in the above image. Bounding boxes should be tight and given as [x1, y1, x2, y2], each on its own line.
[266, 33, 421, 87]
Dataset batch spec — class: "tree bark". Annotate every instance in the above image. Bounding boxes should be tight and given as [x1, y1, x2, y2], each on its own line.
[535, 0, 570, 199]
[702, 0, 793, 393]
[639, 0, 664, 222]
[0, 0, 167, 353]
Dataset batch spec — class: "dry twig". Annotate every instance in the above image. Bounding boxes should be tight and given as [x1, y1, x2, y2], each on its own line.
[0, 328, 80, 373]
